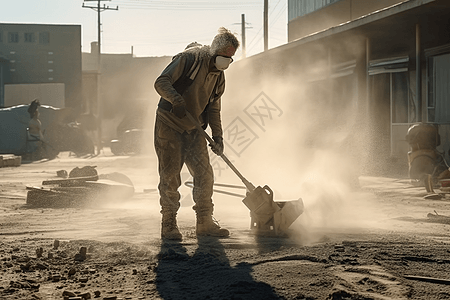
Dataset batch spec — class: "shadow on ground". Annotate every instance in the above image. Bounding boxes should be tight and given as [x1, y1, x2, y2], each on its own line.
[155, 236, 281, 299]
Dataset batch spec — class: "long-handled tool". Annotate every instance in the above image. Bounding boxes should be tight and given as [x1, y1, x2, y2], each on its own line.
[186, 112, 255, 193]
[185, 111, 303, 236]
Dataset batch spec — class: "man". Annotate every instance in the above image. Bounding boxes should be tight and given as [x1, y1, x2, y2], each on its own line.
[154, 27, 239, 240]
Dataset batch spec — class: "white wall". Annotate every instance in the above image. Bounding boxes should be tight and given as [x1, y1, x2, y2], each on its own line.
[5, 83, 65, 108]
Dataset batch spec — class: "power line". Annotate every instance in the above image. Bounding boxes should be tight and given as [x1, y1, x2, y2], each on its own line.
[270, 2, 287, 29]
[99, 0, 285, 56]
[82, 0, 118, 155]
[112, 1, 261, 10]
[82, 0, 119, 53]
[113, 0, 260, 3]
[245, 0, 286, 55]
[247, 28, 263, 53]
[269, 0, 283, 17]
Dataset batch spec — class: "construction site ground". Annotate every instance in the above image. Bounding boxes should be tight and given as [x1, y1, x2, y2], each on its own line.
[1, 150, 450, 300]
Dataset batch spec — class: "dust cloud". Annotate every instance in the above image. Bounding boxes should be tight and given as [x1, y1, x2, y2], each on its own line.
[214, 55, 387, 244]
[98, 41, 388, 243]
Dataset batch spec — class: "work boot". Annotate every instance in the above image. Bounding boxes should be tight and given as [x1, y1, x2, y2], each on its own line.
[161, 214, 182, 240]
[196, 215, 230, 237]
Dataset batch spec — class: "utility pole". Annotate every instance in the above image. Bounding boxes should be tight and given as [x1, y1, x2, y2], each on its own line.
[234, 15, 252, 59]
[82, 0, 118, 154]
[241, 14, 247, 58]
[264, 0, 268, 51]
[82, 0, 118, 57]
[241, 14, 246, 58]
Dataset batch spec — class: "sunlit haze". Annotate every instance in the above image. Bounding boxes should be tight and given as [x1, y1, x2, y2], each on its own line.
[0, 0, 287, 58]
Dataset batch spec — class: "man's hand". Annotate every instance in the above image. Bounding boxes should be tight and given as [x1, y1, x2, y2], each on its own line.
[209, 136, 224, 156]
[172, 98, 186, 118]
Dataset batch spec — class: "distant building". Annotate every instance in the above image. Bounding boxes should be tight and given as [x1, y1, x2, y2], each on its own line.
[0, 55, 10, 108]
[82, 42, 171, 142]
[0, 23, 82, 109]
[287, 0, 405, 42]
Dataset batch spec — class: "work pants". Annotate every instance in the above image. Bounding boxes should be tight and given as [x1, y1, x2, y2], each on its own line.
[154, 116, 214, 217]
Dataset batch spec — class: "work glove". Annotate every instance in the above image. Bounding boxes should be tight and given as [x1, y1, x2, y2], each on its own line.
[172, 97, 186, 119]
[209, 136, 224, 156]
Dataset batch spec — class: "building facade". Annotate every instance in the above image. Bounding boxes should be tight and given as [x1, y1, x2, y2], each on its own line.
[0, 23, 82, 109]
[82, 42, 171, 143]
[225, 0, 450, 176]
[287, 0, 405, 42]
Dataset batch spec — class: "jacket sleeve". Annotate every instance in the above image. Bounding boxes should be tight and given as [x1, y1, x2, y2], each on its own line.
[154, 55, 186, 104]
[208, 73, 226, 138]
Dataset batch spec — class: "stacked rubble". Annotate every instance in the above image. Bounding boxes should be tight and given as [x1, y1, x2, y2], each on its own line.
[0, 154, 21, 168]
[26, 166, 134, 208]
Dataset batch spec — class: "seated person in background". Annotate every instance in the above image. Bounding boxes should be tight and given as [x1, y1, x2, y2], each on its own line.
[27, 99, 46, 157]
[28, 109, 44, 142]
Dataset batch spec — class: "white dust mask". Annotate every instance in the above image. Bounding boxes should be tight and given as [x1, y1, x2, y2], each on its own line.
[214, 56, 233, 71]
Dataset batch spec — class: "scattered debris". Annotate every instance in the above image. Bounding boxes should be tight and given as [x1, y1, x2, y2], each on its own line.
[423, 175, 450, 199]
[35, 247, 43, 258]
[0, 154, 21, 168]
[427, 211, 450, 224]
[54, 239, 60, 250]
[69, 166, 98, 178]
[68, 267, 77, 276]
[424, 193, 444, 200]
[404, 275, 450, 285]
[56, 170, 68, 178]
[334, 245, 345, 252]
[74, 247, 88, 261]
[25, 166, 134, 207]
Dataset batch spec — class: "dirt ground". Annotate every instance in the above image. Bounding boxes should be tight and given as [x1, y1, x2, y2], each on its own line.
[1, 150, 450, 300]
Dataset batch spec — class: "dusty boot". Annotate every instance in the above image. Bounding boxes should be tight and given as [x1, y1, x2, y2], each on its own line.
[161, 213, 182, 240]
[196, 215, 229, 237]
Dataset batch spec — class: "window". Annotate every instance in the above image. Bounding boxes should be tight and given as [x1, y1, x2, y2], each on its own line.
[425, 44, 450, 122]
[8, 32, 19, 43]
[428, 53, 450, 123]
[24, 32, 35, 43]
[368, 57, 413, 124]
[391, 73, 410, 124]
[39, 32, 50, 44]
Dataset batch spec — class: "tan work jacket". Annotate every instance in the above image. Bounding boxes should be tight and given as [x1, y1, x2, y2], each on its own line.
[154, 47, 225, 137]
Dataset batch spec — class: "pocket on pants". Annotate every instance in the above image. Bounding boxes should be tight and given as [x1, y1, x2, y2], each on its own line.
[156, 119, 175, 138]
[155, 119, 177, 150]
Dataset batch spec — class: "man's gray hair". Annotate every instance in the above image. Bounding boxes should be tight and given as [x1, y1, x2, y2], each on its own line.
[210, 27, 240, 55]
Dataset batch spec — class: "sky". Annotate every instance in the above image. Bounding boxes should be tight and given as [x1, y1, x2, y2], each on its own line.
[0, 0, 288, 59]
